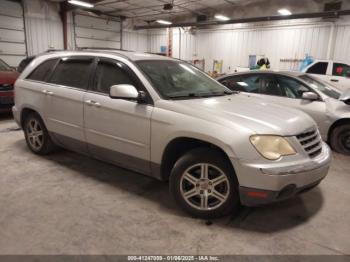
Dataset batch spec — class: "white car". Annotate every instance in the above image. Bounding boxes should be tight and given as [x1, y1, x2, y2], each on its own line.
[302, 60, 350, 91]
[13, 50, 331, 218]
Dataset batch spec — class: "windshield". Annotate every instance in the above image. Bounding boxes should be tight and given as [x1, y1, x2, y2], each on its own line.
[136, 60, 232, 99]
[0, 59, 12, 71]
[299, 75, 340, 99]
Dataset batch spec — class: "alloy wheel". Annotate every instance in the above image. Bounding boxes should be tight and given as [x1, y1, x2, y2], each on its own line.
[180, 163, 230, 211]
[26, 119, 44, 151]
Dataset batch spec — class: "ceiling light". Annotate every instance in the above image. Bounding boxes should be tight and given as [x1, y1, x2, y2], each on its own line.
[278, 9, 292, 15]
[215, 14, 230, 21]
[156, 20, 172, 25]
[68, 0, 94, 8]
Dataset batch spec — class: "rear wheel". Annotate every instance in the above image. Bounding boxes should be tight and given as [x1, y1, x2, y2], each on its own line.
[170, 148, 240, 219]
[23, 112, 56, 155]
[330, 124, 350, 155]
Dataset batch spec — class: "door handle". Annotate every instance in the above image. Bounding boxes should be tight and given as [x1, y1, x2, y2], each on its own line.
[42, 90, 53, 95]
[85, 100, 101, 107]
[330, 79, 339, 82]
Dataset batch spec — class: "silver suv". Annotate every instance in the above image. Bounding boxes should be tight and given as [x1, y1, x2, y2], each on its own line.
[13, 51, 331, 218]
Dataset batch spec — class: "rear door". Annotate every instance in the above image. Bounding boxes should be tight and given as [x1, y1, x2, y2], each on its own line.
[83, 57, 153, 174]
[44, 56, 95, 152]
[260, 75, 329, 138]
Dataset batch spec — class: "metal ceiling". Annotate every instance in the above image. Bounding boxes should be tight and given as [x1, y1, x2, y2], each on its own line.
[69, 0, 262, 21]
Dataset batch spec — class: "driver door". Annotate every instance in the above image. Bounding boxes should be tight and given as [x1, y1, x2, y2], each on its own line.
[83, 57, 154, 174]
[259, 75, 329, 138]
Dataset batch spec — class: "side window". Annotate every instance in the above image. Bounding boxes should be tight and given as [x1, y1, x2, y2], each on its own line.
[276, 76, 310, 99]
[93, 59, 136, 94]
[260, 76, 284, 96]
[332, 63, 350, 77]
[237, 75, 261, 93]
[220, 76, 245, 92]
[48, 57, 93, 89]
[306, 62, 328, 75]
[27, 59, 58, 82]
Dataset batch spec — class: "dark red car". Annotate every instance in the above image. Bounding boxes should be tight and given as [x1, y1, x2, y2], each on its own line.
[0, 59, 19, 113]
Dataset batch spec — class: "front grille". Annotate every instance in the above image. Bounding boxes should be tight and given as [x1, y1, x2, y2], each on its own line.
[0, 84, 14, 91]
[296, 129, 322, 158]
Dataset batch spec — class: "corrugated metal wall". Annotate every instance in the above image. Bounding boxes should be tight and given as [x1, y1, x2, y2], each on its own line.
[122, 30, 148, 52]
[0, 0, 26, 66]
[148, 29, 167, 54]
[23, 0, 63, 57]
[149, 19, 350, 73]
[333, 23, 350, 63]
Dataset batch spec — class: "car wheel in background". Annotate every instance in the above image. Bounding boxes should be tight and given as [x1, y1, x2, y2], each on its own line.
[330, 124, 350, 155]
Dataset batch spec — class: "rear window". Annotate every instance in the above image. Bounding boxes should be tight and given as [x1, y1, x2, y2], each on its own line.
[306, 62, 328, 75]
[27, 59, 58, 82]
[332, 63, 350, 77]
[48, 57, 93, 89]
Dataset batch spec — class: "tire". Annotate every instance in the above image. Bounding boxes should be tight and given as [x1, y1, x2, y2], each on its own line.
[330, 124, 350, 155]
[169, 147, 240, 219]
[23, 112, 57, 155]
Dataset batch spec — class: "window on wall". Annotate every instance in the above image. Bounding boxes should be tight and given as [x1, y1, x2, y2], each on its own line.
[332, 63, 350, 78]
[48, 57, 93, 89]
[93, 60, 136, 94]
[27, 59, 58, 82]
[306, 62, 328, 75]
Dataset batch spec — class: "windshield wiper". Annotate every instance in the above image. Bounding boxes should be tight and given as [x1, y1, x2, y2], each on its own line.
[168, 90, 237, 99]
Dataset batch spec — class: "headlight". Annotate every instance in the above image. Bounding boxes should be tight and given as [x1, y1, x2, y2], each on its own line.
[250, 135, 296, 160]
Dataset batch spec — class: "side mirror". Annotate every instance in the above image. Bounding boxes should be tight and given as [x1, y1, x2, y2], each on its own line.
[109, 84, 146, 103]
[302, 92, 319, 101]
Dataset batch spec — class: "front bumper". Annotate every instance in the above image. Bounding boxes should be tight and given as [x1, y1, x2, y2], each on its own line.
[0, 91, 14, 112]
[232, 142, 332, 206]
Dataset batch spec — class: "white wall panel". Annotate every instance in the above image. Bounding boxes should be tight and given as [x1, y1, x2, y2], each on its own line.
[122, 30, 148, 52]
[148, 29, 167, 53]
[333, 23, 350, 63]
[148, 20, 350, 73]
[23, 0, 63, 57]
[0, 0, 26, 66]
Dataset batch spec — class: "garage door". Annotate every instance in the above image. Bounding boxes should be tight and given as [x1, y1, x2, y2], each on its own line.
[73, 13, 121, 49]
[0, 0, 26, 67]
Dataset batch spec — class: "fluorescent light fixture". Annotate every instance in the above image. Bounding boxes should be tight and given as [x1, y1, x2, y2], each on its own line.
[278, 9, 292, 15]
[215, 14, 230, 21]
[156, 20, 172, 25]
[68, 0, 94, 8]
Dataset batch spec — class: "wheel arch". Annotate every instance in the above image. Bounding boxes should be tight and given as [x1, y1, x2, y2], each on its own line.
[20, 107, 44, 128]
[327, 118, 350, 143]
[159, 136, 236, 181]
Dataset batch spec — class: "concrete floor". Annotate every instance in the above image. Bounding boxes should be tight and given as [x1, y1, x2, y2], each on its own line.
[0, 113, 349, 255]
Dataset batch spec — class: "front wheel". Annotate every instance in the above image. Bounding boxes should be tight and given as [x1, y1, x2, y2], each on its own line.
[330, 124, 350, 155]
[170, 148, 240, 219]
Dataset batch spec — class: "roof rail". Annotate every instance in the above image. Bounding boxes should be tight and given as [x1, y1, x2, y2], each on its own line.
[78, 47, 130, 52]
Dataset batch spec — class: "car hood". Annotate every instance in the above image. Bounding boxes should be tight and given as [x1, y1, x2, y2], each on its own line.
[0, 71, 19, 85]
[157, 94, 316, 136]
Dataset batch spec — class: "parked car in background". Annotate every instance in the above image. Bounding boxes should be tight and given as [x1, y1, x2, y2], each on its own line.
[302, 60, 350, 91]
[217, 71, 350, 155]
[13, 51, 331, 218]
[0, 58, 19, 113]
[17, 56, 36, 73]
